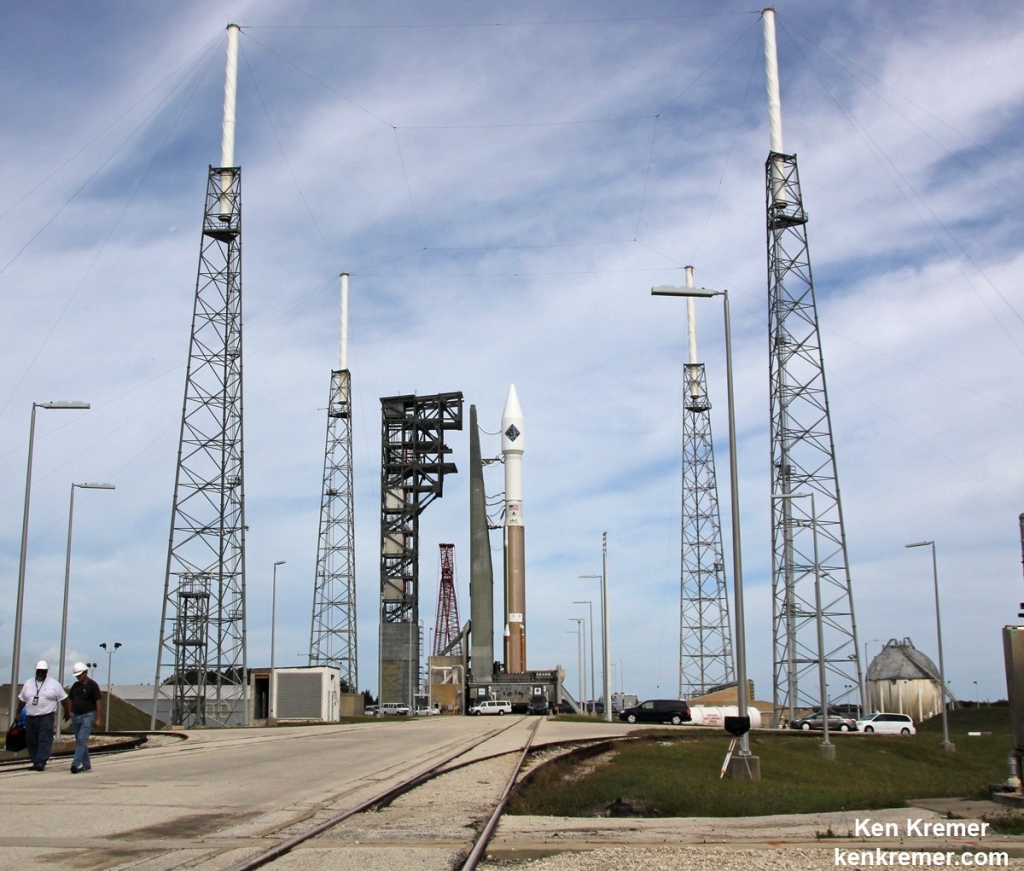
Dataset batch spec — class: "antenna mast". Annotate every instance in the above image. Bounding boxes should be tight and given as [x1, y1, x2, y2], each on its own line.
[309, 274, 359, 689]
[153, 23, 248, 728]
[762, 8, 862, 724]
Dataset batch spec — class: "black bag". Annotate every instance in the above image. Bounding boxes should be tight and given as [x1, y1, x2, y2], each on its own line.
[6, 722, 26, 753]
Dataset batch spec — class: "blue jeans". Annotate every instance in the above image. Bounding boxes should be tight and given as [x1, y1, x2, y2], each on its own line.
[25, 712, 55, 768]
[72, 711, 95, 770]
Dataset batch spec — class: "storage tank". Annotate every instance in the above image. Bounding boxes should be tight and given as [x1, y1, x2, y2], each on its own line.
[865, 637, 943, 722]
[689, 705, 762, 729]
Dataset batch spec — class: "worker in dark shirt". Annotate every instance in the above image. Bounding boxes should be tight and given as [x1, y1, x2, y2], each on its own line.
[66, 662, 103, 773]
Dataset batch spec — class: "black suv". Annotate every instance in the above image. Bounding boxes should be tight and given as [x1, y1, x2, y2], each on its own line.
[618, 699, 691, 725]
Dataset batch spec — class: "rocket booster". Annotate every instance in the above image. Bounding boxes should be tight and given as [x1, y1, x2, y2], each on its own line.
[502, 384, 526, 673]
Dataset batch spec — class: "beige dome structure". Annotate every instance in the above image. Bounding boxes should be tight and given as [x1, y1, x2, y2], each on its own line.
[865, 637, 948, 722]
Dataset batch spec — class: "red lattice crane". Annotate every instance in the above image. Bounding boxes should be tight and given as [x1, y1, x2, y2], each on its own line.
[433, 543, 462, 656]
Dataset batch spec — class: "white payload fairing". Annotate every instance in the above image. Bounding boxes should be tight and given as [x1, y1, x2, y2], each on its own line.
[502, 384, 526, 673]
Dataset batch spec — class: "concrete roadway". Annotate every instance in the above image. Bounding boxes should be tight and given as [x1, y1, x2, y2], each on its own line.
[0, 715, 633, 870]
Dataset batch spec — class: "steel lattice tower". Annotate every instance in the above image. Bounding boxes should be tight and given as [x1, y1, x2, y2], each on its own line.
[764, 9, 861, 722]
[153, 25, 247, 729]
[379, 392, 463, 707]
[679, 278, 734, 698]
[309, 274, 358, 690]
[433, 543, 462, 656]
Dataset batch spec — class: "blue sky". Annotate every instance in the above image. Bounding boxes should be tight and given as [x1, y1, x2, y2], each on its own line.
[1, 1, 1023, 710]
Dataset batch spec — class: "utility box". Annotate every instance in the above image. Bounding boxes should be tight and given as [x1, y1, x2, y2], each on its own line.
[1004, 627, 1024, 751]
[273, 667, 341, 723]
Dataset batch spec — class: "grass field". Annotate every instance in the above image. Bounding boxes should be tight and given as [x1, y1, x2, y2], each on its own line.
[509, 705, 1015, 819]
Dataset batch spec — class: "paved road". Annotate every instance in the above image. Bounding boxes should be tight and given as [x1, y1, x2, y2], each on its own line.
[0, 715, 633, 870]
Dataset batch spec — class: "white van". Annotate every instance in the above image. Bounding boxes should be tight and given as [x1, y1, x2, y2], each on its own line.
[855, 712, 915, 735]
[468, 700, 512, 716]
[378, 702, 411, 716]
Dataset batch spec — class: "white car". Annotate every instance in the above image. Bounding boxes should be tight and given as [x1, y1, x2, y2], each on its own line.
[856, 712, 916, 735]
[415, 706, 440, 716]
[468, 700, 512, 716]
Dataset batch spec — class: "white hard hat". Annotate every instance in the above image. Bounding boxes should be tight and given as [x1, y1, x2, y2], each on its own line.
[73, 662, 88, 676]
[35, 660, 48, 670]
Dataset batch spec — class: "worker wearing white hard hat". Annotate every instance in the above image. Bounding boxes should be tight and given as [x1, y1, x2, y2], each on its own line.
[16, 660, 71, 771]
[67, 662, 102, 773]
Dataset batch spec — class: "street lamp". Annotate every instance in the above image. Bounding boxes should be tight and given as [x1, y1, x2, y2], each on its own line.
[772, 491, 834, 759]
[99, 642, 121, 732]
[861, 638, 886, 715]
[567, 623, 583, 713]
[9, 400, 90, 722]
[58, 482, 115, 737]
[270, 560, 286, 723]
[905, 541, 954, 752]
[574, 599, 596, 714]
[578, 534, 612, 722]
[570, 618, 585, 711]
[653, 284, 755, 776]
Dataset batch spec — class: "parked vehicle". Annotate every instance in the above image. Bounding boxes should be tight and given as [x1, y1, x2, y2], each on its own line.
[611, 692, 639, 714]
[364, 705, 378, 716]
[856, 712, 916, 735]
[468, 699, 512, 716]
[618, 699, 691, 725]
[526, 701, 550, 715]
[415, 706, 439, 716]
[378, 702, 411, 716]
[788, 711, 858, 732]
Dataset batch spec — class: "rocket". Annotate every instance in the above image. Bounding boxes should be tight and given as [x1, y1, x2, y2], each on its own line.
[502, 385, 526, 673]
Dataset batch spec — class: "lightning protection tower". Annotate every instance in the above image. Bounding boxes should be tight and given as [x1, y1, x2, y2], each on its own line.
[763, 9, 862, 723]
[379, 392, 463, 708]
[309, 274, 358, 690]
[433, 543, 462, 656]
[678, 266, 735, 700]
[153, 24, 247, 728]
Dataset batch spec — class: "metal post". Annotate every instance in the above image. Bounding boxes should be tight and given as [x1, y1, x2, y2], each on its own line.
[270, 561, 285, 722]
[58, 482, 115, 736]
[571, 618, 584, 711]
[99, 642, 121, 732]
[906, 541, 954, 752]
[601, 533, 611, 722]
[574, 599, 595, 714]
[9, 401, 90, 724]
[653, 285, 754, 774]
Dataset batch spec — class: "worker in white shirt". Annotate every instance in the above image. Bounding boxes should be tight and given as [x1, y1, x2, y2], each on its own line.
[16, 660, 71, 771]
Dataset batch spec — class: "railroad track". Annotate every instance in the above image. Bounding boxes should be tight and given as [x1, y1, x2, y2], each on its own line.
[1, 716, 604, 870]
[226, 716, 542, 871]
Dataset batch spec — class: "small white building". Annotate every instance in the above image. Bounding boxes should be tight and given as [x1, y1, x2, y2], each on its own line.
[252, 666, 348, 723]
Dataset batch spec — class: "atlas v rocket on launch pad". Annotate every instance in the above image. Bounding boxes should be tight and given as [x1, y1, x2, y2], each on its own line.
[440, 384, 568, 711]
[501, 385, 527, 674]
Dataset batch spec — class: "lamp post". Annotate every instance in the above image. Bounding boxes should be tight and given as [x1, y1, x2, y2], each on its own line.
[567, 623, 583, 713]
[9, 400, 90, 723]
[579, 533, 612, 722]
[571, 614, 588, 712]
[862, 637, 885, 714]
[771, 491, 833, 759]
[905, 541, 954, 752]
[99, 642, 121, 731]
[574, 599, 595, 714]
[653, 284, 755, 776]
[270, 560, 286, 723]
[57, 482, 115, 737]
